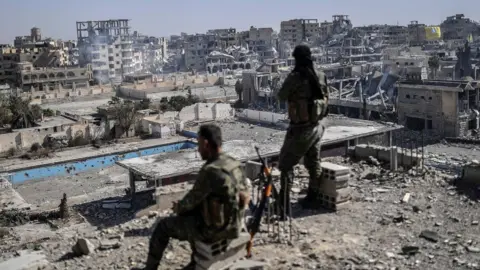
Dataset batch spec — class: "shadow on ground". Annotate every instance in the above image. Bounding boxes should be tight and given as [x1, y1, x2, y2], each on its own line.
[73, 189, 155, 228]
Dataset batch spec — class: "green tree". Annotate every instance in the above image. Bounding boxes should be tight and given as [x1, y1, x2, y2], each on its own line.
[8, 96, 37, 129]
[428, 55, 440, 79]
[111, 100, 136, 137]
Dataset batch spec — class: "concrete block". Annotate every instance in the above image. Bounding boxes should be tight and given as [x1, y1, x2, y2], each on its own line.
[194, 234, 250, 270]
[320, 187, 352, 203]
[320, 162, 350, 176]
[320, 174, 349, 193]
[244, 161, 262, 180]
[195, 233, 250, 261]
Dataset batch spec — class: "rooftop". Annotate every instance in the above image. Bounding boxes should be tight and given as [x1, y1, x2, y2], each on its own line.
[119, 118, 401, 178]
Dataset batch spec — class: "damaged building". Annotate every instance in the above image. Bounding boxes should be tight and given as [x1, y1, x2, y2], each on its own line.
[397, 79, 480, 137]
[76, 19, 135, 83]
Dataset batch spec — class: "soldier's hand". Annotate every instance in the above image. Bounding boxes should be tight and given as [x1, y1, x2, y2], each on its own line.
[171, 201, 178, 213]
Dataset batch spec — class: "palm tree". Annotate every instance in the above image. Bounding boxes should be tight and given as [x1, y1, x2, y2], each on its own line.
[8, 96, 37, 129]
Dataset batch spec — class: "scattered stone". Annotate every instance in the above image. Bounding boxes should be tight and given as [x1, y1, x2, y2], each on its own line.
[401, 193, 411, 203]
[466, 246, 480, 253]
[98, 240, 122, 251]
[72, 238, 95, 256]
[401, 246, 419, 255]
[420, 230, 439, 243]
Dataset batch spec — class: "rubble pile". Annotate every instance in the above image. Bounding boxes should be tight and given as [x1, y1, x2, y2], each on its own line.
[1, 151, 480, 269]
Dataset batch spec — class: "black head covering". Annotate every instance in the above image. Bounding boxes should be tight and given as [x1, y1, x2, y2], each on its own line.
[292, 44, 312, 62]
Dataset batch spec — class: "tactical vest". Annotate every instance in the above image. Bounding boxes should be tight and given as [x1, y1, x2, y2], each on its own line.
[287, 73, 328, 125]
[200, 155, 246, 239]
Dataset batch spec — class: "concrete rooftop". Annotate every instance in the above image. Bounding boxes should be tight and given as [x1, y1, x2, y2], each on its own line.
[118, 118, 401, 179]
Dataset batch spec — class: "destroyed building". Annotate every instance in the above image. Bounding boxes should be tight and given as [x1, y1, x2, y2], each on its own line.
[397, 79, 480, 137]
[441, 14, 480, 42]
[76, 19, 135, 83]
[280, 19, 319, 46]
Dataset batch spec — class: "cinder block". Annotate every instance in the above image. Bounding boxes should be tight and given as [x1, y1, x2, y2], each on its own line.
[320, 175, 349, 191]
[320, 162, 350, 176]
[319, 187, 352, 204]
[195, 233, 250, 261]
[244, 161, 262, 180]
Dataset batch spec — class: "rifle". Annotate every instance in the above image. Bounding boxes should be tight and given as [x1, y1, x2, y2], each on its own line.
[246, 146, 277, 258]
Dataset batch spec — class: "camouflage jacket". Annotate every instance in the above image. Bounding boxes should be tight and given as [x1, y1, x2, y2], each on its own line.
[278, 70, 329, 125]
[175, 152, 248, 239]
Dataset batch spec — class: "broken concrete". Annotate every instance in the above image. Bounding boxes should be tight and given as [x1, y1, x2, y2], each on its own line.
[0, 250, 49, 270]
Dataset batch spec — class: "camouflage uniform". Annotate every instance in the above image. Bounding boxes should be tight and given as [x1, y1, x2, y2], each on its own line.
[277, 70, 329, 209]
[144, 153, 248, 269]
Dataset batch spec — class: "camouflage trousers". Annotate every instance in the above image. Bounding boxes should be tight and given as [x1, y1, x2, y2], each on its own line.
[278, 123, 325, 194]
[146, 215, 204, 269]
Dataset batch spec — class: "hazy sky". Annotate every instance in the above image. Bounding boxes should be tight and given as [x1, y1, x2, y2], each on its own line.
[0, 0, 477, 43]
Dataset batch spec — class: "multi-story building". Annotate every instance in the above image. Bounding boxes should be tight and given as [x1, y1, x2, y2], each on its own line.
[16, 61, 92, 91]
[441, 14, 480, 41]
[397, 79, 480, 137]
[319, 21, 334, 42]
[0, 46, 70, 85]
[242, 27, 276, 60]
[76, 19, 134, 83]
[183, 34, 219, 71]
[280, 19, 319, 46]
[132, 31, 168, 73]
[207, 28, 238, 49]
[408, 21, 427, 46]
[382, 25, 408, 46]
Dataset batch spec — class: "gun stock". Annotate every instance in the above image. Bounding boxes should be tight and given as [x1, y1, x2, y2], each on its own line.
[246, 146, 273, 258]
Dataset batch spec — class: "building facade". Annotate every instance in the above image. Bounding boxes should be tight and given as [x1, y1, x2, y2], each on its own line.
[76, 19, 134, 83]
[280, 19, 319, 46]
[408, 21, 427, 46]
[183, 34, 219, 71]
[397, 80, 480, 137]
[441, 14, 480, 41]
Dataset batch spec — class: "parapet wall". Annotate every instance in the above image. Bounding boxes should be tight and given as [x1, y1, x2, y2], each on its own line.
[236, 109, 287, 124]
[353, 144, 422, 168]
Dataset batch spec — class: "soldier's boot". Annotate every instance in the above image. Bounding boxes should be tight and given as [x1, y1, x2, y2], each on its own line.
[277, 188, 291, 221]
[277, 171, 293, 220]
[299, 188, 322, 210]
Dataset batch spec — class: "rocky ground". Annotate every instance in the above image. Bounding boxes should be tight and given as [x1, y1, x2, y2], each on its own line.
[1, 143, 480, 270]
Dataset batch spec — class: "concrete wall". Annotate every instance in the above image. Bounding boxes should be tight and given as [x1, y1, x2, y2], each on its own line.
[0, 132, 20, 152]
[24, 87, 113, 104]
[0, 123, 104, 153]
[178, 103, 234, 122]
[354, 144, 422, 168]
[236, 109, 287, 124]
[397, 85, 458, 137]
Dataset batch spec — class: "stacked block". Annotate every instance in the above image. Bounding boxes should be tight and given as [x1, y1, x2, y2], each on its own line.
[194, 233, 258, 270]
[318, 162, 351, 211]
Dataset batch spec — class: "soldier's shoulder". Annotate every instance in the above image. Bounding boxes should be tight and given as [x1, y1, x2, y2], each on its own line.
[203, 154, 240, 174]
[286, 72, 301, 81]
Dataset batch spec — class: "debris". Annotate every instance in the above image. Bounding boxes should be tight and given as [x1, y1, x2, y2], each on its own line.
[72, 238, 95, 256]
[401, 246, 419, 255]
[401, 193, 411, 203]
[419, 230, 439, 243]
[98, 240, 122, 251]
[466, 246, 480, 253]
